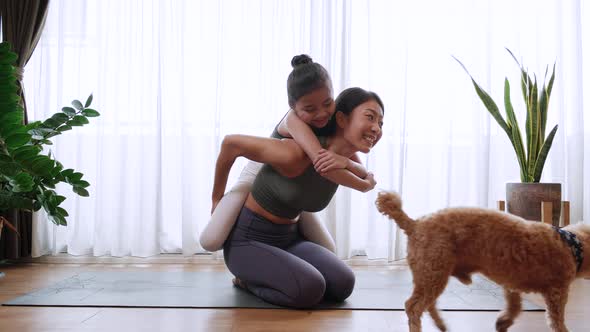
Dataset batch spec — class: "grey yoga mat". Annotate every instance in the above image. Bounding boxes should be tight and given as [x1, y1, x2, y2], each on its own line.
[3, 270, 543, 311]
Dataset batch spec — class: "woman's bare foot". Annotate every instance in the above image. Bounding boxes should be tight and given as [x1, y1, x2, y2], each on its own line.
[232, 277, 248, 290]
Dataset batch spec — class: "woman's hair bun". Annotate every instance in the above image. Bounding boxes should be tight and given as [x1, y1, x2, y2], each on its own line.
[291, 54, 313, 68]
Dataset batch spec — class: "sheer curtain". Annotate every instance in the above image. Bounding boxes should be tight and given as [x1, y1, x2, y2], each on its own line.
[24, 0, 588, 259]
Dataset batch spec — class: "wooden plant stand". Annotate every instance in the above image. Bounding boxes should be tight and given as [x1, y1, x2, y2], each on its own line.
[497, 200, 571, 227]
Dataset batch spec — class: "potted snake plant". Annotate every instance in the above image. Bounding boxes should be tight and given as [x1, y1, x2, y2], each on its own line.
[455, 49, 560, 225]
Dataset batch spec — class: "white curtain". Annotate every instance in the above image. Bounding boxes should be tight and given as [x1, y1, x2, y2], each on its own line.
[23, 0, 589, 259]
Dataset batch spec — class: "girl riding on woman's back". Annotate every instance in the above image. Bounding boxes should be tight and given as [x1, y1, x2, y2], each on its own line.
[200, 54, 375, 253]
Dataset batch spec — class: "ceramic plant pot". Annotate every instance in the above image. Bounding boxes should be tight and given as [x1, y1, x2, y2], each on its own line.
[506, 183, 561, 226]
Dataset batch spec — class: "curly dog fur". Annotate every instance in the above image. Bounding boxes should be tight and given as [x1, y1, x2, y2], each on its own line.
[375, 191, 590, 332]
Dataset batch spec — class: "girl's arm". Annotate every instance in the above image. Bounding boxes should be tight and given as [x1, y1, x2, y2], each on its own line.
[283, 111, 374, 192]
[280, 110, 323, 158]
[315, 151, 369, 178]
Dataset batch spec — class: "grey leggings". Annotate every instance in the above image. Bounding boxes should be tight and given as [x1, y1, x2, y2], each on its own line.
[223, 207, 355, 308]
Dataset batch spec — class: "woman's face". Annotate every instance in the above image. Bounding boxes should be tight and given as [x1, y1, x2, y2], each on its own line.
[341, 99, 384, 153]
[292, 85, 335, 129]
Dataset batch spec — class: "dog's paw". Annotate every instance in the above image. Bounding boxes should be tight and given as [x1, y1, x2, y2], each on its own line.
[495, 315, 514, 332]
[375, 191, 402, 215]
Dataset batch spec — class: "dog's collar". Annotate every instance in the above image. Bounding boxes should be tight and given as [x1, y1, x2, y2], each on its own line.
[553, 226, 584, 272]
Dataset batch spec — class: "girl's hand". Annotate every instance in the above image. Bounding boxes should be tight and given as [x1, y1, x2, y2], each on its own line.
[314, 149, 348, 173]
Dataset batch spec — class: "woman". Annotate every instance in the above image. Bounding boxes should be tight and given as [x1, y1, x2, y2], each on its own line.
[212, 87, 384, 308]
[201, 55, 375, 253]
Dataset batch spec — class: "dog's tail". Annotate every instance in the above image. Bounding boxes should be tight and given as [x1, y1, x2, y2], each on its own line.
[375, 191, 415, 234]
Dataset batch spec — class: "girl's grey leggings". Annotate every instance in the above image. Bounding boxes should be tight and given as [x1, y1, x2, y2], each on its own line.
[223, 207, 355, 308]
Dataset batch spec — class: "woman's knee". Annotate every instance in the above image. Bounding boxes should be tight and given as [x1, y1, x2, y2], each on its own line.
[327, 267, 355, 301]
[292, 271, 326, 308]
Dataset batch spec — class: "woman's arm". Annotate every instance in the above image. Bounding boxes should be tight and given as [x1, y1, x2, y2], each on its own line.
[322, 170, 375, 193]
[212, 134, 304, 208]
[314, 151, 369, 179]
[346, 153, 369, 179]
[283, 111, 374, 192]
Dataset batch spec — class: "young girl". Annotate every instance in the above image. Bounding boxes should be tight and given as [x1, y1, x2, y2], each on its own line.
[214, 87, 385, 308]
[200, 55, 375, 252]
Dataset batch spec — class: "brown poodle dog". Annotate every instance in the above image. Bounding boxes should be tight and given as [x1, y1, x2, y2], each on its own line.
[375, 191, 589, 332]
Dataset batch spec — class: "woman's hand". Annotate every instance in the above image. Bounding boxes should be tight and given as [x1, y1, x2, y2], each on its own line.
[314, 149, 348, 173]
[364, 172, 376, 192]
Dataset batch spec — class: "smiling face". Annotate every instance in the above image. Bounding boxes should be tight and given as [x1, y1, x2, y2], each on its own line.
[339, 99, 384, 153]
[292, 86, 335, 129]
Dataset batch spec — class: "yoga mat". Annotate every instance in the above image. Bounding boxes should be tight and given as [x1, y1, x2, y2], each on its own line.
[3, 270, 543, 311]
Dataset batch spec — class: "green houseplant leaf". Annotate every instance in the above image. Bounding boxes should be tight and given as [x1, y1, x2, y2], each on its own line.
[0, 41, 100, 229]
[454, 49, 558, 183]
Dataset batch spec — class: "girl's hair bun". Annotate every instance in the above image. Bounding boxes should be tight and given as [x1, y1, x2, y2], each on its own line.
[291, 54, 313, 68]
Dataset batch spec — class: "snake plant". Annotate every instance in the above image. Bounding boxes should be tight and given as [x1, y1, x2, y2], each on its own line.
[454, 49, 558, 183]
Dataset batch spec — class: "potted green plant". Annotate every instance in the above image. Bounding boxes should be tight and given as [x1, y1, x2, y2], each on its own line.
[0, 41, 100, 243]
[455, 49, 561, 225]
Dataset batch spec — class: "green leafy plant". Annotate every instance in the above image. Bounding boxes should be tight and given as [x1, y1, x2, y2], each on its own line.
[0, 41, 100, 228]
[454, 49, 558, 183]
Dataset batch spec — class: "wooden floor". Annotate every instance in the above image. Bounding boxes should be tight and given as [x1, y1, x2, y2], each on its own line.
[0, 255, 588, 332]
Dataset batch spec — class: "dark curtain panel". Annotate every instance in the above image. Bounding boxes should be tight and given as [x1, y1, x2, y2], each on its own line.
[0, 0, 50, 260]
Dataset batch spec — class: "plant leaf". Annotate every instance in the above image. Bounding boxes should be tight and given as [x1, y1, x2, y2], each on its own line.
[67, 172, 84, 183]
[453, 55, 510, 135]
[41, 118, 61, 129]
[66, 119, 84, 127]
[541, 63, 556, 140]
[538, 84, 548, 143]
[72, 99, 84, 111]
[73, 187, 89, 197]
[61, 169, 75, 178]
[55, 195, 66, 206]
[75, 180, 91, 188]
[505, 48, 521, 67]
[3, 126, 28, 140]
[31, 157, 55, 176]
[527, 79, 539, 179]
[11, 145, 42, 162]
[56, 206, 69, 217]
[51, 113, 70, 124]
[57, 124, 73, 132]
[547, 63, 556, 98]
[5, 133, 31, 148]
[0, 192, 33, 211]
[532, 125, 558, 182]
[504, 79, 527, 181]
[62, 106, 76, 116]
[72, 115, 89, 124]
[0, 111, 23, 127]
[82, 109, 100, 117]
[85, 94, 93, 108]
